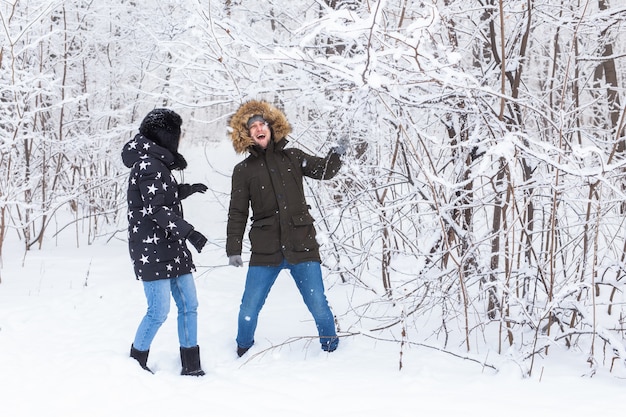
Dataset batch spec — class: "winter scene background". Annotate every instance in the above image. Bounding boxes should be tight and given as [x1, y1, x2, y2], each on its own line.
[2, 0, 626, 416]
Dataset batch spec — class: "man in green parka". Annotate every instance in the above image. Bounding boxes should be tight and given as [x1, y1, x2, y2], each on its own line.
[226, 99, 346, 357]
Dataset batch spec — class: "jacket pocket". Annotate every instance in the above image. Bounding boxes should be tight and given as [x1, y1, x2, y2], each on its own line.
[249, 215, 280, 254]
[291, 213, 319, 252]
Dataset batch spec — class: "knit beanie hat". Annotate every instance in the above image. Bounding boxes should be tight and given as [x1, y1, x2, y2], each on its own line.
[246, 115, 267, 128]
[139, 108, 182, 154]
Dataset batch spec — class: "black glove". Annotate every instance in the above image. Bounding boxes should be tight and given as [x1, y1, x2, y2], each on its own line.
[187, 230, 208, 253]
[179, 183, 208, 199]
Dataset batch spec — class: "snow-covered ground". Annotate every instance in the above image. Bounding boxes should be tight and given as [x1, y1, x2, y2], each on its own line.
[1, 139, 624, 416]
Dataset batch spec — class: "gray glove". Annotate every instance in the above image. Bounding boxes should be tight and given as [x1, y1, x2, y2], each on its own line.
[229, 255, 243, 267]
[331, 136, 349, 156]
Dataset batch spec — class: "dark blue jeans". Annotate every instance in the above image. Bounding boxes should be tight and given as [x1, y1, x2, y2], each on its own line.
[236, 260, 338, 351]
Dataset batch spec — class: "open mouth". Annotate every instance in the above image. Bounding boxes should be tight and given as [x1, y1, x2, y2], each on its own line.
[255, 134, 266, 140]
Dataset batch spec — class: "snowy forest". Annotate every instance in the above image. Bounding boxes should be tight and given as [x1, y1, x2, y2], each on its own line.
[2, 0, 626, 376]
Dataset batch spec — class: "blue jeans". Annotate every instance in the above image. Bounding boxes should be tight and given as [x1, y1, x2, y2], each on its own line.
[133, 273, 199, 351]
[236, 260, 338, 351]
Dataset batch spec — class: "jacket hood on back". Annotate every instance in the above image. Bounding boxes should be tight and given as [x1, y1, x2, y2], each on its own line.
[121, 134, 175, 169]
[228, 100, 292, 154]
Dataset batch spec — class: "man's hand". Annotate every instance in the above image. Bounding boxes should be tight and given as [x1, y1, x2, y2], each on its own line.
[228, 255, 243, 267]
[331, 136, 349, 156]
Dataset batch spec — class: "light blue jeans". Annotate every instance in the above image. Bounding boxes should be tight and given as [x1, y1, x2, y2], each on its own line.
[133, 273, 199, 351]
[236, 260, 338, 351]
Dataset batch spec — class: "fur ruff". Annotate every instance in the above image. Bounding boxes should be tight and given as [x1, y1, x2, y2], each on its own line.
[228, 100, 292, 154]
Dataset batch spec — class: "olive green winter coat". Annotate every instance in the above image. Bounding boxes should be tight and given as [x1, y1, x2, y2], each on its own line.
[226, 100, 342, 266]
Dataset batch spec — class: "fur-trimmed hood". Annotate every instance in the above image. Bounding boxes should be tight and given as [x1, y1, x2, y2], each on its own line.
[228, 100, 292, 154]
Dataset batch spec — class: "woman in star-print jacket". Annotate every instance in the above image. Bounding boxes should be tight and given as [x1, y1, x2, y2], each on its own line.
[122, 108, 208, 376]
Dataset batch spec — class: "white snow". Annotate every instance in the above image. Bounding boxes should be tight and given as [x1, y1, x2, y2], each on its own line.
[1, 139, 624, 417]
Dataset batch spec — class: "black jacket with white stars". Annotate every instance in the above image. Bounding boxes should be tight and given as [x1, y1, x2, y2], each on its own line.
[122, 134, 196, 281]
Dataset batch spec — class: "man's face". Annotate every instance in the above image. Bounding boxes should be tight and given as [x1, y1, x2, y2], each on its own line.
[249, 120, 271, 149]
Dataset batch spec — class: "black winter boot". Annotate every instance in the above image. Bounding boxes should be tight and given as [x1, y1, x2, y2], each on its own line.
[237, 345, 250, 357]
[180, 345, 205, 376]
[130, 344, 153, 374]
